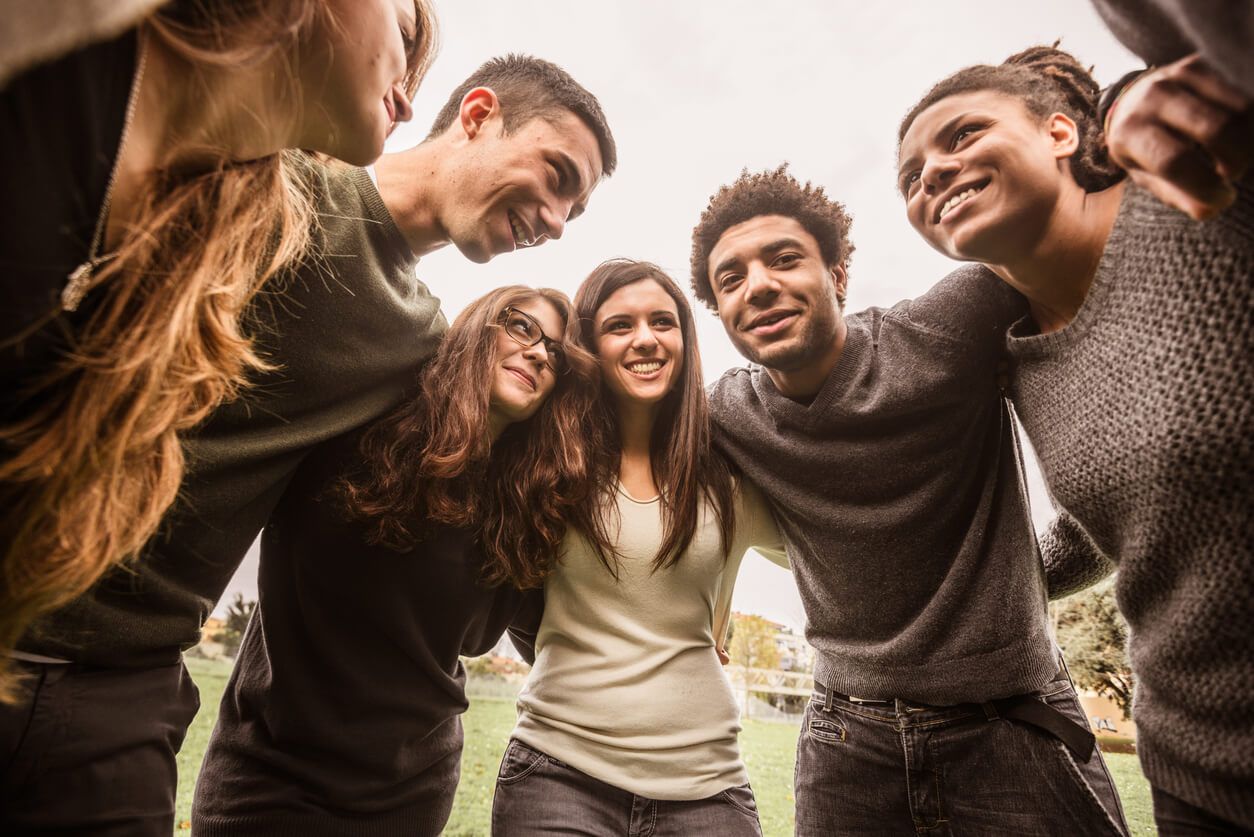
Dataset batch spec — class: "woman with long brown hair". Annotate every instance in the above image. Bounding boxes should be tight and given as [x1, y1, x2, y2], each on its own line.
[493, 260, 786, 835]
[191, 285, 595, 836]
[0, 0, 438, 698]
[897, 45, 1252, 835]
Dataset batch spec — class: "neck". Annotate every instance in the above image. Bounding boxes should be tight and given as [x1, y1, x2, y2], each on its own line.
[133, 31, 301, 174]
[616, 399, 659, 494]
[488, 414, 508, 443]
[374, 143, 451, 258]
[766, 317, 848, 401]
[989, 182, 1125, 334]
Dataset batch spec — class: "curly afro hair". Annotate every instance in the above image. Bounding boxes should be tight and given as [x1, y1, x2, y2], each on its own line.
[689, 165, 854, 311]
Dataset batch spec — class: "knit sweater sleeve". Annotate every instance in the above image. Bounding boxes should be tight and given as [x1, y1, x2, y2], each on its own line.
[1040, 511, 1116, 600]
[903, 263, 1028, 350]
[1090, 0, 1254, 96]
[713, 479, 787, 648]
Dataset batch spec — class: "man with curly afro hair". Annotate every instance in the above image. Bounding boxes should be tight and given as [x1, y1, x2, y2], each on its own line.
[696, 166, 1127, 836]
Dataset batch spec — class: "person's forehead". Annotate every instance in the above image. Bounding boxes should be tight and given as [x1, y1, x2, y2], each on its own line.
[522, 112, 603, 179]
[598, 278, 677, 317]
[901, 91, 1021, 157]
[513, 296, 562, 328]
[711, 215, 817, 262]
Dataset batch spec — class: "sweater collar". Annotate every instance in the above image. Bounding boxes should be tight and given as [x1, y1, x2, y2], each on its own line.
[750, 317, 869, 427]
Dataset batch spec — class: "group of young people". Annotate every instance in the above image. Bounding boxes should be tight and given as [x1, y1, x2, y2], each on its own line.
[1, 1, 1250, 836]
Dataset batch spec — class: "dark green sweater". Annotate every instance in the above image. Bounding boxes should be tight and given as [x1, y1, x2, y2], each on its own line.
[22, 162, 446, 666]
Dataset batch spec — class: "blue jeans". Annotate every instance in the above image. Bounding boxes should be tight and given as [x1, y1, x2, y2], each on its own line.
[492, 738, 763, 836]
[795, 672, 1130, 836]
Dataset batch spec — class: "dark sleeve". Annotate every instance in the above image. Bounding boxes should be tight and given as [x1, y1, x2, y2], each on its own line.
[904, 263, 1029, 352]
[1041, 512, 1117, 600]
[505, 589, 545, 665]
[1090, 0, 1254, 96]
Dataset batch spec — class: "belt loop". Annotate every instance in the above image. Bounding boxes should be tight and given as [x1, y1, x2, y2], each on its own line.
[823, 684, 834, 712]
[981, 700, 1000, 721]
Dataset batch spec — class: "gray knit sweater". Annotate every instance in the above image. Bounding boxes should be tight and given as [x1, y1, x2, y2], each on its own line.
[709, 264, 1061, 706]
[1090, 0, 1253, 96]
[1009, 182, 1254, 828]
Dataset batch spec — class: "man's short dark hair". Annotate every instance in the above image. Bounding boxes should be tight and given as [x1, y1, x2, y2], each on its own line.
[428, 54, 617, 176]
[689, 165, 854, 310]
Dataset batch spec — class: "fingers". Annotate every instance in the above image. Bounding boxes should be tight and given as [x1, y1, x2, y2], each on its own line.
[1106, 53, 1253, 219]
[1128, 169, 1236, 221]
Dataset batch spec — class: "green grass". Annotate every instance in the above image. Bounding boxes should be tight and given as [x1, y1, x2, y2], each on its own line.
[177, 658, 1156, 835]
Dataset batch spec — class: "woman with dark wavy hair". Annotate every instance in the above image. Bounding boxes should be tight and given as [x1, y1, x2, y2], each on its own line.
[898, 45, 1252, 836]
[0, 0, 438, 700]
[192, 285, 595, 836]
[493, 260, 786, 835]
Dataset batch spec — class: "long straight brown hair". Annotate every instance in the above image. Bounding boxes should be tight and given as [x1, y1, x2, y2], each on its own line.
[570, 259, 737, 576]
[339, 286, 598, 589]
[0, 0, 438, 698]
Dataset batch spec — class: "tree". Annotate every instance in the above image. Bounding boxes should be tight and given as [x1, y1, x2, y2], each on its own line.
[1054, 578, 1134, 719]
[220, 593, 257, 658]
[729, 613, 782, 672]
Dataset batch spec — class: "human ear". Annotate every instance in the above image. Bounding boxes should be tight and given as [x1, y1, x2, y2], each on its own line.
[1047, 112, 1081, 160]
[829, 264, 848, 309]
[459, 87, 502, 139]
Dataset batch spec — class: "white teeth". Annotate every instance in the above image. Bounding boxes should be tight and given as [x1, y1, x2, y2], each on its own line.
[627, 361, 662, 374]
[509, 214, 534, 247]
[938, 186, 983, 220]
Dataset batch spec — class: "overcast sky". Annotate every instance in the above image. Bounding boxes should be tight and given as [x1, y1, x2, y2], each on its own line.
[217, 1, 1141, 629]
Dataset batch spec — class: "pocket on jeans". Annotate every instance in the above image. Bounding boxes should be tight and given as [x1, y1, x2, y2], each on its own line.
[807, 716, 846, 745]
[719, 783, 761, 819]
[496, 738, 548, 784]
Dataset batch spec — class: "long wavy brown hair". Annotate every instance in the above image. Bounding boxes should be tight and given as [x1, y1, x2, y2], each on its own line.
[0, 0, 438, 698]
[339, 286, 598, 589]
[569, 259, 737, 577]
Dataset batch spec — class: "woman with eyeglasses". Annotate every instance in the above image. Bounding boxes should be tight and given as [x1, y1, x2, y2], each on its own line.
[191, 286, 595, 837]
[492, 259, 787, 836]
[896, 45, 1252, 836]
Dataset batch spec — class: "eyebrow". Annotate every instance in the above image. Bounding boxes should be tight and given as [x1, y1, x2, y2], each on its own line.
[898, 113, 968, 183]
[712, 237, 806, 278]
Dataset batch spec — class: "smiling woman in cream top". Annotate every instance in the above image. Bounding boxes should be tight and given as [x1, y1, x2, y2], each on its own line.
[492, 259, 786, 835]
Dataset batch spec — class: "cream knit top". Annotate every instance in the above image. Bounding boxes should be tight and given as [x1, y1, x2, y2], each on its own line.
[512, 479, 786, 800]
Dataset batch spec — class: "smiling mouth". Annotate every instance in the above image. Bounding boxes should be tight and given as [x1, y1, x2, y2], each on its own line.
[936, 180, 989, 223]
[625, 359, 666, 377]
[509, 211, 537, 248]
[506, 367, 536, 390]
[746, 311, 798, 334]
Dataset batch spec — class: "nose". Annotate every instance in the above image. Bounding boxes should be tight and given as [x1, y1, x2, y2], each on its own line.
[630, 322, 658, 351]
[537, 197, 576, 243]
[391, 85, 413, 125]
[744, 262, 781, 304]
[521, 340, 549, 368]
[920, 154, 960, 194]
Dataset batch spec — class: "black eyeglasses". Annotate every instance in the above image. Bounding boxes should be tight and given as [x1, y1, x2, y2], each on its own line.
[497, 306, 567, 373]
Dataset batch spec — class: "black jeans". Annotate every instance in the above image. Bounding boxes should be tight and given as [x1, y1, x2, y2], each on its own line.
[492, 738, 763, 836]
[1153, 786, 1254, 837]
[0, 659, 200, 836]
[794, 672, 1130, 836]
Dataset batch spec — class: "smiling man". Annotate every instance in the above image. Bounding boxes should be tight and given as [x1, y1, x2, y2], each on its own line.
[3, 55, 615, 837]
[690, 166, 1128, 836]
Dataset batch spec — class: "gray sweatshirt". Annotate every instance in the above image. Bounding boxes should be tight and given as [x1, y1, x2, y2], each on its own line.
[709, 264, 1058, 706]
[1009, 181, 1254, 828]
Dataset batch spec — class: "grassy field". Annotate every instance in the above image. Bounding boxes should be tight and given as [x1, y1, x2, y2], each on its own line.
[178, 657, 1156, 835]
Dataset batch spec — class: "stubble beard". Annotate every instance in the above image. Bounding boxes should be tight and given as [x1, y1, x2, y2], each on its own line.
[731, 305, 840, 374]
